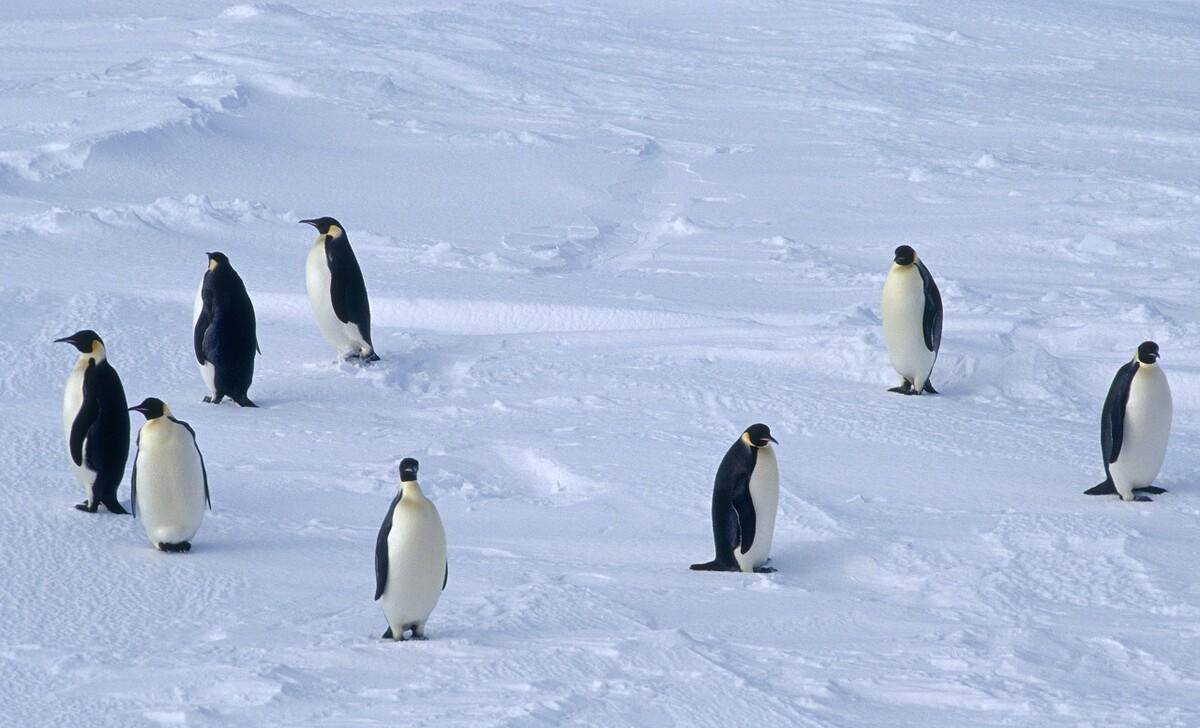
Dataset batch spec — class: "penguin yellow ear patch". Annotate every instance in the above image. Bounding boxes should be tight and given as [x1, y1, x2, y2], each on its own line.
[209, 258, 218, 271]
[327, 225, 343, 238]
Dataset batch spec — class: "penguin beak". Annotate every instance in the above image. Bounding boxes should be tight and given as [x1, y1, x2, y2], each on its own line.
[299, 219, 317, 228]
[53, 336, 73, 344]
[767, 436, 778, 444]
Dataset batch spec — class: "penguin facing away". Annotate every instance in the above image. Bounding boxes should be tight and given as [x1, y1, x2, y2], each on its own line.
[881, 244, 942, 395]
[375, 458, 447, 640]
[691, 424, 780, 574]
[1085, 341, 1172, 502]
[129, 398, 211, 552]
[55, 330, 130, 514]
[194, 251, 259, 407]
[300, 217, 379, 362]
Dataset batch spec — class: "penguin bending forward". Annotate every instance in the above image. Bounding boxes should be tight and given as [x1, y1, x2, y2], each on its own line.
[882, 245, 942, 394]
[375, 459, 447, 640]
[300, 217, 379, 362]
[194, 252, 259, 407]
[1085, 341, 1172, 502]
[55, 330, 129, 513]
[130, 398, 210, 551]
[691, 424, 780, 573]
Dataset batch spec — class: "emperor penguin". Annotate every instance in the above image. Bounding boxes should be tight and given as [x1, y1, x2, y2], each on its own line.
[55, 330, 129, 514]
[881, 244, 942, 395]
[691, 424, 780, 573]
[1085, 341, 1172, 502]
[194, 252, 259, 407]
[300, 217, 379, 362]
[129, 398, 210, 551]
[374, 458, 447, 640]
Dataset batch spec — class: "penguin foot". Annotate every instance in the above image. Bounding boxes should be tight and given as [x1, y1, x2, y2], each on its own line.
[1134, 486, 1167, 495]
[1131, 495, 1153, 503]
[202, 396, 213, 403]
[206, 394, 225, 405]
[888, 381, 915, 395]
[753, 565, 777, 574]
[159, 541, 192, 552]
[689, 560, 739, 572]
[74, 500, 99, 513]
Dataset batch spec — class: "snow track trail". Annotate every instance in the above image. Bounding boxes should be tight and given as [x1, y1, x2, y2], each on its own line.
[3, 1, 1200, 726]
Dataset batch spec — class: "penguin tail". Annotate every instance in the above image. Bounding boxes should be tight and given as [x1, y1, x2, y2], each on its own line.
[363, 350, 381, 363]
[922, 380, 938, 394]
[1084, 479, 1117, 496]
[690, 560, 736, 572]
[101, 495, 129, 515]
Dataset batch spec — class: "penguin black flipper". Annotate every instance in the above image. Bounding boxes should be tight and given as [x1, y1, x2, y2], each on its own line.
[194, 280, 212, 366]
[374, 492, 402, 601]
[130, 429, 140, 517]
[1101, 360, 1137, 467]
[69, 359, 100, 467]
[731, 482, 757, 556]
[443, 563, 448, 590]
[173, 417, 211, 510]
[916, 259, 942, 353]
[326, 236, 374, 348]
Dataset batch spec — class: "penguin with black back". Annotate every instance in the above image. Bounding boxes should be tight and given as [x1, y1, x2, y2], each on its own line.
[691, 424, 780, 573]
[194, 251, 259, 407]
[300, 217, 379, 362]
[881, 244, 942, 395]
[1085, 341, 1172, 502]
[55, 330, 130, 513]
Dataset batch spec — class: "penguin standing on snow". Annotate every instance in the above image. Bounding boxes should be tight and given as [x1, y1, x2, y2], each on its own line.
[300, 217, 379, 362]
[194, 252, 259, 407]
[881, 244, 942, 395]
[1085, 341, 1172, 502]
[691, 424, 780, 573]
[375, 458, 447, 640]
[55, 330, 129, 514]
[129, 398, 210, 551]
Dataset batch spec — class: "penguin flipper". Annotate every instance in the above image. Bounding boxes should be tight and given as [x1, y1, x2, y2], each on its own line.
[917, 259, 942, 353]
[731, 489, 757, 556]
[1134, 486, 1167, 495]
[1084, 480, 1117, 496]
[175, 418, 211, 510]
[443, 562, 448, 591]
[130, 431, 140, 518]
[69, 360, 100, 467]
[326, 237, 372, 329]
[1102, 361, 1137, 465]
[374, 492, 402, 600]
[193, 294, 211, 366]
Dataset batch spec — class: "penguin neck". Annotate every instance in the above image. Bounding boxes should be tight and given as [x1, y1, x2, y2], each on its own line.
[400, 480, 427, 502]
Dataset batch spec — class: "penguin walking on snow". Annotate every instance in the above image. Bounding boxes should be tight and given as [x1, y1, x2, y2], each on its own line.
[194, 252, 259, 407]
[55, 330, 129, 514]
[1085, 341, 1172, 502]
[300, 217, 379, 362]
[691, 424, 780, 573]
[882, 245, 942, 394]
[129, 398, 210, 551]
[375, 459, 447, 640]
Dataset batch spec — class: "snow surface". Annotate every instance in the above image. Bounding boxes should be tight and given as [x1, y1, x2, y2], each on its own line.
[3, 1, 1200, 725]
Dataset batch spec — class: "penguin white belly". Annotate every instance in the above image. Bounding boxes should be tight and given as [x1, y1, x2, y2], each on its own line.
[306, 243, 367, 355]
[735, 446, 779, 572]
[1110, 368, 1172, 498]
[381, 503, 447, 630]
[62, 360, 95, 492]
[135, 422, 206, 546]
[882, 267, 935, 388]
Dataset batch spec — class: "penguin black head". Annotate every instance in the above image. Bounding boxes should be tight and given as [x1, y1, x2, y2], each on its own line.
[299, 217, 344, 237]
[743, 423, 778, 449]
[1137, 341, 1160, 365]
[399, 458, 420, 482]
[893, 245, 916, 266]
[54, 329, 103, 354]
[206, 251, 230, 270]
[129, 397, 168, 420]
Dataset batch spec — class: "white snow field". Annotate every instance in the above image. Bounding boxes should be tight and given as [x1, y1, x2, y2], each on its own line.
[3, 0, 1200, 725]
